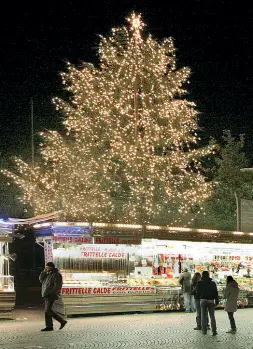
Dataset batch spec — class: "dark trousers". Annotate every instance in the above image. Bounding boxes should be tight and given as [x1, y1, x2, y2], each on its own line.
[228, 312, 236, 330]
[200, 299, 217, 334]
[44, 295, 64, 328]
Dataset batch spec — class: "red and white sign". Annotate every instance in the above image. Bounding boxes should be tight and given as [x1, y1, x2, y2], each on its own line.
[94, 237, 141, 245]
[80, 245, 126, 259]
[53, 236, 93, 244]
[62, 286, 156, 296]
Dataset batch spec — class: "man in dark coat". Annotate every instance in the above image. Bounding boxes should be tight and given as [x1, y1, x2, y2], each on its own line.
[39, 262, 67, 331]
[196, 270, 219, 336]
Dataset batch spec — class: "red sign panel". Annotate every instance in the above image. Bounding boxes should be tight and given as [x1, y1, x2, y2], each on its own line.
[62, 286, 156, 295]
[52, 236, 93, 243]
[94, 237, 141, 245]
[80, 245, 126, 259]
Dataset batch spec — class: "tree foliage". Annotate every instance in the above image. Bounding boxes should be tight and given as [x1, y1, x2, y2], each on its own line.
[201, 131, 253, 230]
[3, 14, 214, 224]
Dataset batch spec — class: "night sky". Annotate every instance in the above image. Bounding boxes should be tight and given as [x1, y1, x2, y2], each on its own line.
[1, 0, 253, 160]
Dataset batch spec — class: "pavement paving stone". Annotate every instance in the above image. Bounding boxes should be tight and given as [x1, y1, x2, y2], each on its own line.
[0, 308, 253, 349]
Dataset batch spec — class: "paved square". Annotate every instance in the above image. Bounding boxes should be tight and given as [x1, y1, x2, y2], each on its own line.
[1, 308, 253, 349]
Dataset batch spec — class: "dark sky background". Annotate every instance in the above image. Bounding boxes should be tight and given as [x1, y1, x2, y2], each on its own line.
[1, 0, 253, 160]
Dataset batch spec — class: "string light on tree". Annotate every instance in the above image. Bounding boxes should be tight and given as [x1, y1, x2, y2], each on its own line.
[2, 13, 215, 224]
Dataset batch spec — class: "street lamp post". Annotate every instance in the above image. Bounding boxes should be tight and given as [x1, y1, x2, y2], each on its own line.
[238, 168, 253, 232]
[234, 192, 241, 231]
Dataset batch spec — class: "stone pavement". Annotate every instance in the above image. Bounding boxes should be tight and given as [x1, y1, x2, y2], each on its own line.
[1, 307, 253, 349]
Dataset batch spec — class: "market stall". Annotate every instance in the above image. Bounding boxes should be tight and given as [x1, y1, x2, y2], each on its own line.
[34, 222, 253, 316]
[0, 220, 15, 317]
[0, 213, 58, 317]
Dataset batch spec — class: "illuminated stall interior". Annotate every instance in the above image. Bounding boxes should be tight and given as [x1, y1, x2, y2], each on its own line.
[0, 242, 14, 292]
[0, 220, 15, 294]
[53, 238, 253, 289]
[0, 219, 16, 317]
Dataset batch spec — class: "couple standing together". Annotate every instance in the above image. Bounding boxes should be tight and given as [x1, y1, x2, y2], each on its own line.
[180, 269, 239, 335]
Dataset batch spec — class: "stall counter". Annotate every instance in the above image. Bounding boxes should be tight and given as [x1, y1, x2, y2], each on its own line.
[61, 283, 253, 316]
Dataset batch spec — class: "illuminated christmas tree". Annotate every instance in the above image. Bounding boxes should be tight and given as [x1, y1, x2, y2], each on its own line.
[3, 14, 214, 224]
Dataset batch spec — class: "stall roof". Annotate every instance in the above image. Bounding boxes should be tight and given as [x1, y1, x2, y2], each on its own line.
[0, 212, 60, 237]
[32, 221, 253, 244]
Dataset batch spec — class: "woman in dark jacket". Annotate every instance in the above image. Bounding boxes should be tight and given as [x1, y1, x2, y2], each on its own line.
[224, 276, 239, 333]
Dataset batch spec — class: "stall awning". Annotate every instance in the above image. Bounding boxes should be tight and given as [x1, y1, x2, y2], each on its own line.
[32, 221, 253, 244]
[24, 212, 60, 224]
[0, 212, 60, 237]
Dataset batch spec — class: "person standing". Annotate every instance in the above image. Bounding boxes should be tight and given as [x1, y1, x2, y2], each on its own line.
[179, 267, 192, 312]
[191, 272, 210, 331]
[224, 276, 239, 333]
[39, 262, 67, 331]
[196, 270, 219, 336]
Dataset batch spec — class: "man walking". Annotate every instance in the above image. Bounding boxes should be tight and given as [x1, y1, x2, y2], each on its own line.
[196, 270, 219, 336]
[179, 267, 192, 312]
[39, 262, 67, 331]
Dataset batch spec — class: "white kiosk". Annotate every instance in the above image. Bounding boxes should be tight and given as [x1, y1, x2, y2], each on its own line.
[0, 219, 15, 317]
